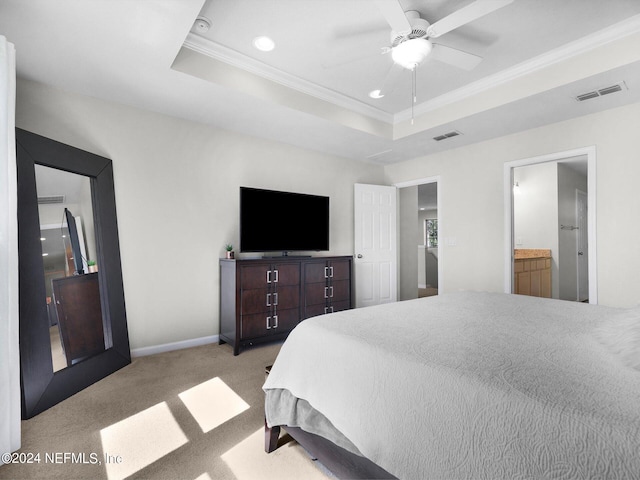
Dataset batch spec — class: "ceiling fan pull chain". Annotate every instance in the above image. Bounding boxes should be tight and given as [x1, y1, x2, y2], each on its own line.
[413, 67, 417, 103]
[411, 66, 416, 125]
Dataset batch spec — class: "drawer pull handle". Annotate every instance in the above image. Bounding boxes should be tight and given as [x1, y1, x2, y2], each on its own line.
[266, 316, 271, 329]
[266, 269, 278, 283]
[272, 315, 278, 328]
[273, 292, 278, 305]
[329, 266, 334, 278]
[266, 293, 271, 306]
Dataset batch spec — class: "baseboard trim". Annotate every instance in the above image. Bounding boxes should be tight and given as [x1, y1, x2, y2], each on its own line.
[131, 335, 219, 358]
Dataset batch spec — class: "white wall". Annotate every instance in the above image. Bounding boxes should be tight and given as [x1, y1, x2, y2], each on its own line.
[514, 163, 558, 251]
[399, 186, 418, 301]
[0, 34, 20, 458]
[15, 79, 385, 351]
[384, 100, 640, 308]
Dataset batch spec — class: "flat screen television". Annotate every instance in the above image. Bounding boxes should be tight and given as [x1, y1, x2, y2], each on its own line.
[240, 187, 329, 253]
[64, 208, 84, 274]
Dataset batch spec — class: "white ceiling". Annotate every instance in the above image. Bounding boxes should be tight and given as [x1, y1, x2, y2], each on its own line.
[35, 165, 86, 269]
[35, 164, 87, 207]
[2, 0, 640, 165]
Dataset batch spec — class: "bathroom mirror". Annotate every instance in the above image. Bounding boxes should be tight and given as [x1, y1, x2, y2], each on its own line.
[17, 128, 130, 419]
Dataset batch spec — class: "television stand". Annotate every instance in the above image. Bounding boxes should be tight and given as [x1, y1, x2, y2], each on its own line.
[262, 252, 312, 258]
[219, 255, 353, 355]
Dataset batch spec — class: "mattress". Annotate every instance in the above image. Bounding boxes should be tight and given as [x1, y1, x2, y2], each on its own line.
[263, 292, 640, 480]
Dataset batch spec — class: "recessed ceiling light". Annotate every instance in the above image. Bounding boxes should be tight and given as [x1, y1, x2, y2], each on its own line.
[253, 36, 275, 52]
[42, 253, 48, 257]
[369, 89, 384, 99]
[40, 237, 46, 241]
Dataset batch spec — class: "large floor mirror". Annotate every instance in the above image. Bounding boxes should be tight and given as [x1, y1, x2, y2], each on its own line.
[17, 128, 130, 419]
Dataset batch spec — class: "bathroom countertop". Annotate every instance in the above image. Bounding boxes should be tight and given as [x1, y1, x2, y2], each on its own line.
[514, 249, 551, 260]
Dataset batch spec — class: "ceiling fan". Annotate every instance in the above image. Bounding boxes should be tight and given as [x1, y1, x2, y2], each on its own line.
[371, 0, 514, 102]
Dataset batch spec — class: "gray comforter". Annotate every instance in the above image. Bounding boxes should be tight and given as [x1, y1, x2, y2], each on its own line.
[263, 292, 640, 479]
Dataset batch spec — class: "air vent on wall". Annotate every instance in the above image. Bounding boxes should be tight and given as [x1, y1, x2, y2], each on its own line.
[37, 195, 65, 205]
[433, 130, 462, 142]
[575, 82, 627, 102]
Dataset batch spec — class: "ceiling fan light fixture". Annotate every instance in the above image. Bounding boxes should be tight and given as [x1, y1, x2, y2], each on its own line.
[392, 38, 432, 69]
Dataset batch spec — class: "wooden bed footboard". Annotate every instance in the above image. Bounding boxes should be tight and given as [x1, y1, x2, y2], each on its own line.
[264, 420, 280, 453]
[264, 364, 397, 479]
[264, 421, 397, 479]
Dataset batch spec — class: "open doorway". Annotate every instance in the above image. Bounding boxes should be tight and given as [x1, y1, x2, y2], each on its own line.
[504, 147, 597, 304]
[396, 177, 440, 301]
[419, 183, 438, 298]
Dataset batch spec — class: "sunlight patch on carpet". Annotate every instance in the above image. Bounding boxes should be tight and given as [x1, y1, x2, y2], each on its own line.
[100, 401, 188, 479]
[194, 473, 213, 480]
[178, 377, 250, 433]
[221, 428, 331, 479]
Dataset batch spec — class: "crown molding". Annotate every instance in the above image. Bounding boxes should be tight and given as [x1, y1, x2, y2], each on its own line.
[394, 14, 640, 123]
[183, 33, 393, 124]
[182, 13, 640, 130]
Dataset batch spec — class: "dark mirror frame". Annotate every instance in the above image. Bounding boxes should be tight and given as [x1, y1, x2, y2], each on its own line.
[16, 128, 130, 419]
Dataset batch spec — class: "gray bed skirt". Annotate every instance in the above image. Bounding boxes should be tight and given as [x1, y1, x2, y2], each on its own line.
[265, 388, 363, 456]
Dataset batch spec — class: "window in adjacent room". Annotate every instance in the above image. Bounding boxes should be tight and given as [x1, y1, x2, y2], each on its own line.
[425, 218, 438, 247]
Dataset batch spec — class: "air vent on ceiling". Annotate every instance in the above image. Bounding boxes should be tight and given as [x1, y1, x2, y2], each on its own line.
[598, 84, 623, 96]
[576, 91, 600, 102]
[575, 82, 627, 102]
[433, 130, 462, 142]
[37, 195, 65, 205]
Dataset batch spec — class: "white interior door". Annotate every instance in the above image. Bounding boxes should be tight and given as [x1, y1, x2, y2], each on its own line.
[354, 183, 397, 308]
[576, 189, 589, 302]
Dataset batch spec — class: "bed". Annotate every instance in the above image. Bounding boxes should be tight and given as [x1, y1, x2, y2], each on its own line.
[263, 291, 640, 480]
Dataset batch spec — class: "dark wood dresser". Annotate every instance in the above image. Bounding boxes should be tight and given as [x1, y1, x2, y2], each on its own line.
[219, 255, 353, 355]
[52, 273, 105, 365]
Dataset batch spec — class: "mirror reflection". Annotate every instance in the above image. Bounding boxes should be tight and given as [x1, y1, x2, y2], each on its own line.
[35, 165, 106, 372]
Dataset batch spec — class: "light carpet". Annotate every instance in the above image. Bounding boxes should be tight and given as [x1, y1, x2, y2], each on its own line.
[1, 342, 331, 480]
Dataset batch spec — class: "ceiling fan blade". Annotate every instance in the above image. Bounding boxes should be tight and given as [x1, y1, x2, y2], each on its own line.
[373, 0, 411, 35]
[378, 63, 404, 97]
[427, 0, 514, 38]
[431, 43, 483, 70]
[322, 48, 388, 69]
[332, 23, 388, 41]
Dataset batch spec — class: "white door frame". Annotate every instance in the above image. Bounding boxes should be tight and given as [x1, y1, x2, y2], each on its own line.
[503, 146, 597, 304]
[576, 188, 589, 302]
[394, 176, 443, 294]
